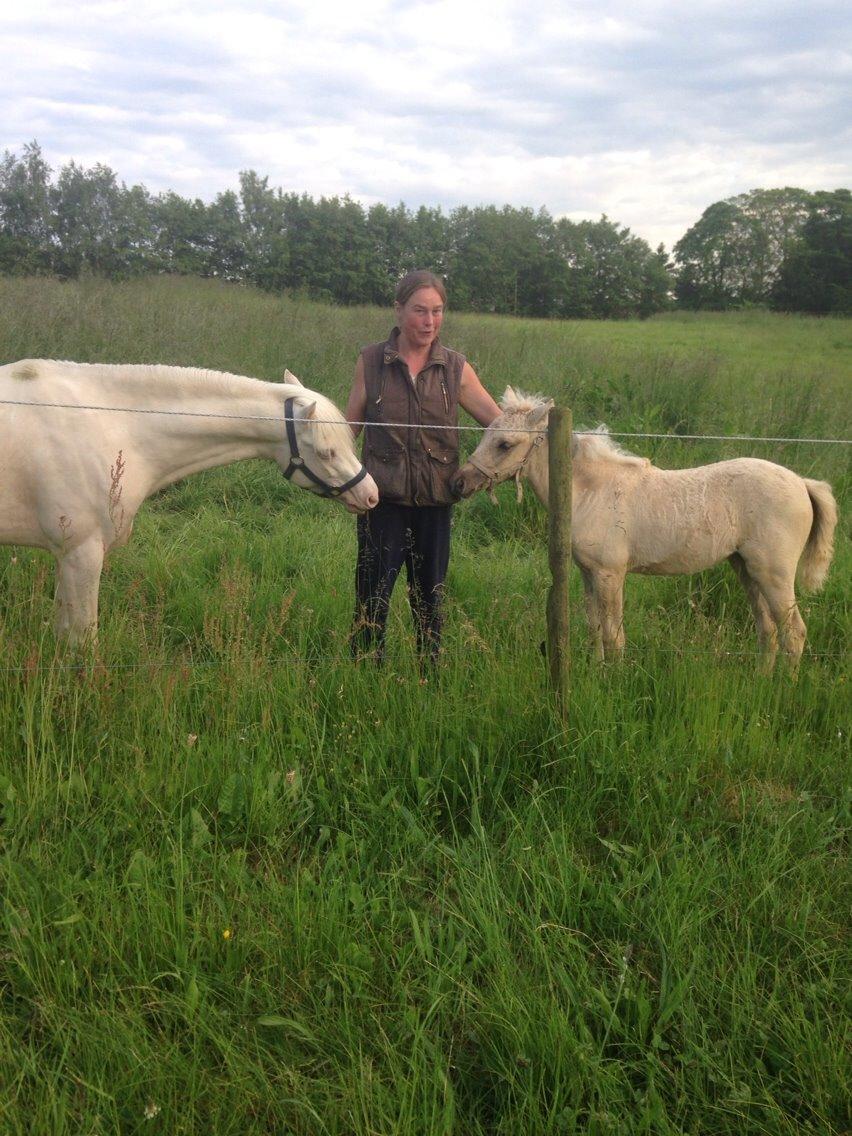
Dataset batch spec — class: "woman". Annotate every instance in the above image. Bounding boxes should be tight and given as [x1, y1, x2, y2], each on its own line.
[346, 270, 501, 663]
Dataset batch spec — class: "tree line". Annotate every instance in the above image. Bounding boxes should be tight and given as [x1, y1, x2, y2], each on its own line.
[1, 142, 849, 317]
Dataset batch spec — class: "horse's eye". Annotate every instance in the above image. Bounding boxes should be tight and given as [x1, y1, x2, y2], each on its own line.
[498, 440, 513, 451]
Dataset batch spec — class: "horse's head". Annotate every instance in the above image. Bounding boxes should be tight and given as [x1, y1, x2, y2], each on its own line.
[279, 373, 378, 514]
[452, 387, 552, 500]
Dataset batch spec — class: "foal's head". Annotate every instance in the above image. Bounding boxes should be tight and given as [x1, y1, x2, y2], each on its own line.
[452, 387, 553, 499]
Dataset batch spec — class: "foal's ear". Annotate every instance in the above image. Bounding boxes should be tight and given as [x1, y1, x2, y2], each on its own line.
[530, 402, 552, 429]
[500, 385, 517, 409]
[283, 369, 303, 386]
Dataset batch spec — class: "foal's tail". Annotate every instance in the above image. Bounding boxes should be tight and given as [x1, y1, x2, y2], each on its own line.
[798, 478, 838, 591]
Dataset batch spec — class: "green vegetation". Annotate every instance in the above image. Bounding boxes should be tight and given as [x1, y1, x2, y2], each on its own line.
[0, 142, 670, 318]
[0, 276, 849, 1134]
[674, 188, 852, 315]
[5, 143, 849, 318]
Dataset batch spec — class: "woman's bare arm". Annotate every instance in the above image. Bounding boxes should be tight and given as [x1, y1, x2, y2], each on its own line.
[459, 361, 501, 426]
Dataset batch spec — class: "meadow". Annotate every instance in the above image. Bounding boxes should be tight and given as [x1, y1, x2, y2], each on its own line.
[0, 275, 848, 1135]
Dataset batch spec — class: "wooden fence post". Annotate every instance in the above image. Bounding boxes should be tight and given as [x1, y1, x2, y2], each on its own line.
[546, 407, 572, 720]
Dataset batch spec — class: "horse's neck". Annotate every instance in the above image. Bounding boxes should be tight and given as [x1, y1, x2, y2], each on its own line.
[525, 440, 550, 507]
[137, 372, 287, 491]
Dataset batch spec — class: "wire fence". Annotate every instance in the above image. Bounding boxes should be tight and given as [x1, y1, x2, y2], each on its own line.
[0, 396, 850, 445]
[0, 392, 847, 676]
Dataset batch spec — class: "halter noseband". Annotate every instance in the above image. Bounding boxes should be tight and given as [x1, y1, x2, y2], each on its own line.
[282, 396, 369, 499]
[467, 430, 546, 490]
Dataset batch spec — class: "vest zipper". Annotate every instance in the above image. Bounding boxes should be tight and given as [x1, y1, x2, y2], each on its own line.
[440, 379, 449, 415]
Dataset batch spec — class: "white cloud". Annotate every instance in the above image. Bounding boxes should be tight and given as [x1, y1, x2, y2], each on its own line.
[1, 0, 850, 252]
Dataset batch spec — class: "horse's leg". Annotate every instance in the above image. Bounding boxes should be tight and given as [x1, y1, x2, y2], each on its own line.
[578, 564, 604, 661]
[595, 569, 626, 661]
[54, 538, 105, 644]
[742, 556, 807, 672]
[728, 552, 778, 673]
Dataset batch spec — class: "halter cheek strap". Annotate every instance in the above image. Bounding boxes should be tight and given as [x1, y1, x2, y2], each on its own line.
[468, 432, 546, 488]
[282, 396, 369, 499]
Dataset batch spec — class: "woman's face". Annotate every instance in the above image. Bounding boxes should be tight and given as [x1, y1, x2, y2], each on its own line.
[395, 286, 445, 350]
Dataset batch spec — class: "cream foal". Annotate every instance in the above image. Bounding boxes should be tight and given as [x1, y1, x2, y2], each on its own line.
[453, 388, 837, 670]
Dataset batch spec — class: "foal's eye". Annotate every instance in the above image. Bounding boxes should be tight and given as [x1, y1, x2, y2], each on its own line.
[497, 440, 514, 452]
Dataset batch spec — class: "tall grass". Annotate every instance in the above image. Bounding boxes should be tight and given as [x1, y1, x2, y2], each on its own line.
[0, 276, 848, 1134]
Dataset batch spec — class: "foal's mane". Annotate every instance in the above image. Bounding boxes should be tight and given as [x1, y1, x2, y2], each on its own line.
[499, 387, 552, 415]
[572, 426, 649, 467]
[500, 389, 648, 468]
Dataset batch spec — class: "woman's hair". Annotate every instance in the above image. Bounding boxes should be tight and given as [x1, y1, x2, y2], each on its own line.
[394, 270, 447, 307]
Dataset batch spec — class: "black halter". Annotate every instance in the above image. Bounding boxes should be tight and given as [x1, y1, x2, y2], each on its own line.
[282, 397, 369, 499]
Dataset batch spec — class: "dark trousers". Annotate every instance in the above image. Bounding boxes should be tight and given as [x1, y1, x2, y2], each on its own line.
[351, 501, 452, 662]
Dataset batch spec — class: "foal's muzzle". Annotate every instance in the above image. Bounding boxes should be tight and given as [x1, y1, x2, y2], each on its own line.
[452, 463, 490, 499]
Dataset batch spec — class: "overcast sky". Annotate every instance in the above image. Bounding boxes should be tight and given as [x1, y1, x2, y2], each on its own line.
[3, 0, 850, 253]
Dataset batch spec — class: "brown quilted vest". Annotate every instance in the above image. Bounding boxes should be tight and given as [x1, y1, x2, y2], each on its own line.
[360, 328, 465, 506]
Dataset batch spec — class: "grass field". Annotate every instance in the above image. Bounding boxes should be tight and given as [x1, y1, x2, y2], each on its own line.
[0, 275, 849, 1135]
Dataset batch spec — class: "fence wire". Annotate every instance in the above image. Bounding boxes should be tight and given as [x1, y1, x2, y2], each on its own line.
[0, 392, 846, 676]
[1, 645, 847, 675]
[0, 396, 849, 445]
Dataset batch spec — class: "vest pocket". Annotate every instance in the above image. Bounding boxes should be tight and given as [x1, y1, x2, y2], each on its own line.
[367, 442, 408, 501]
[426, 445, 460, 504]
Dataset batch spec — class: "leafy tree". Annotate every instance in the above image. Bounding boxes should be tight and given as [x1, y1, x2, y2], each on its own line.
[365, 202, 415, 305]
[239, 170, 289, 291]
[313, 196, 372, 304]
[0, 141, 53, 274]
[738, 187, 811, 296]
[448, 205, 560, 315]
[551, 216, 668, 319]
[51, 160, 153, 279]
[674, 188, 813, 308]
[639, 244, 673, 319]
[772, 189, 852, 314]
[150, 192, 211, 276]
[408, 206, 451, 282]
[205, 190, 247, 280]
[673, 200, 753, 309]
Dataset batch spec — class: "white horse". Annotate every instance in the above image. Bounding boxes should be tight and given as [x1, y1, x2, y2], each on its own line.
[0, 359, 378, 641]
[453, 388, 838, 670]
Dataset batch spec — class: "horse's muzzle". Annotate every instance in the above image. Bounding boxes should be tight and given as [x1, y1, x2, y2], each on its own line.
[451, 464, 487, 499]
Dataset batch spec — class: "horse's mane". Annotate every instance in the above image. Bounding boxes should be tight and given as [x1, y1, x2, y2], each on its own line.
[301, 393, 354, 450]
[9, 361, 353, 448]
[9, 359, 263, 396]
[572, 426, 649, 467]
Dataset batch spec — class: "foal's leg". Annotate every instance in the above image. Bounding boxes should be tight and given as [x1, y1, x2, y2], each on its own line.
[578, 564, 604, 661]
[742, 555, 807, 671]
[594, 569, 627, 661]
[53, 538, 105, 644]
[728, 552, 778, 673]
[761, 580, 807, 671]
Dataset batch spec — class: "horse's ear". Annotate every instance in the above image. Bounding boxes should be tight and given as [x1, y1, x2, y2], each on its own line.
[284, 369, 303, 386]
[500, 385, 516, 409]
[530, 403, 551, 429]
[301, 400, 318, 420]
